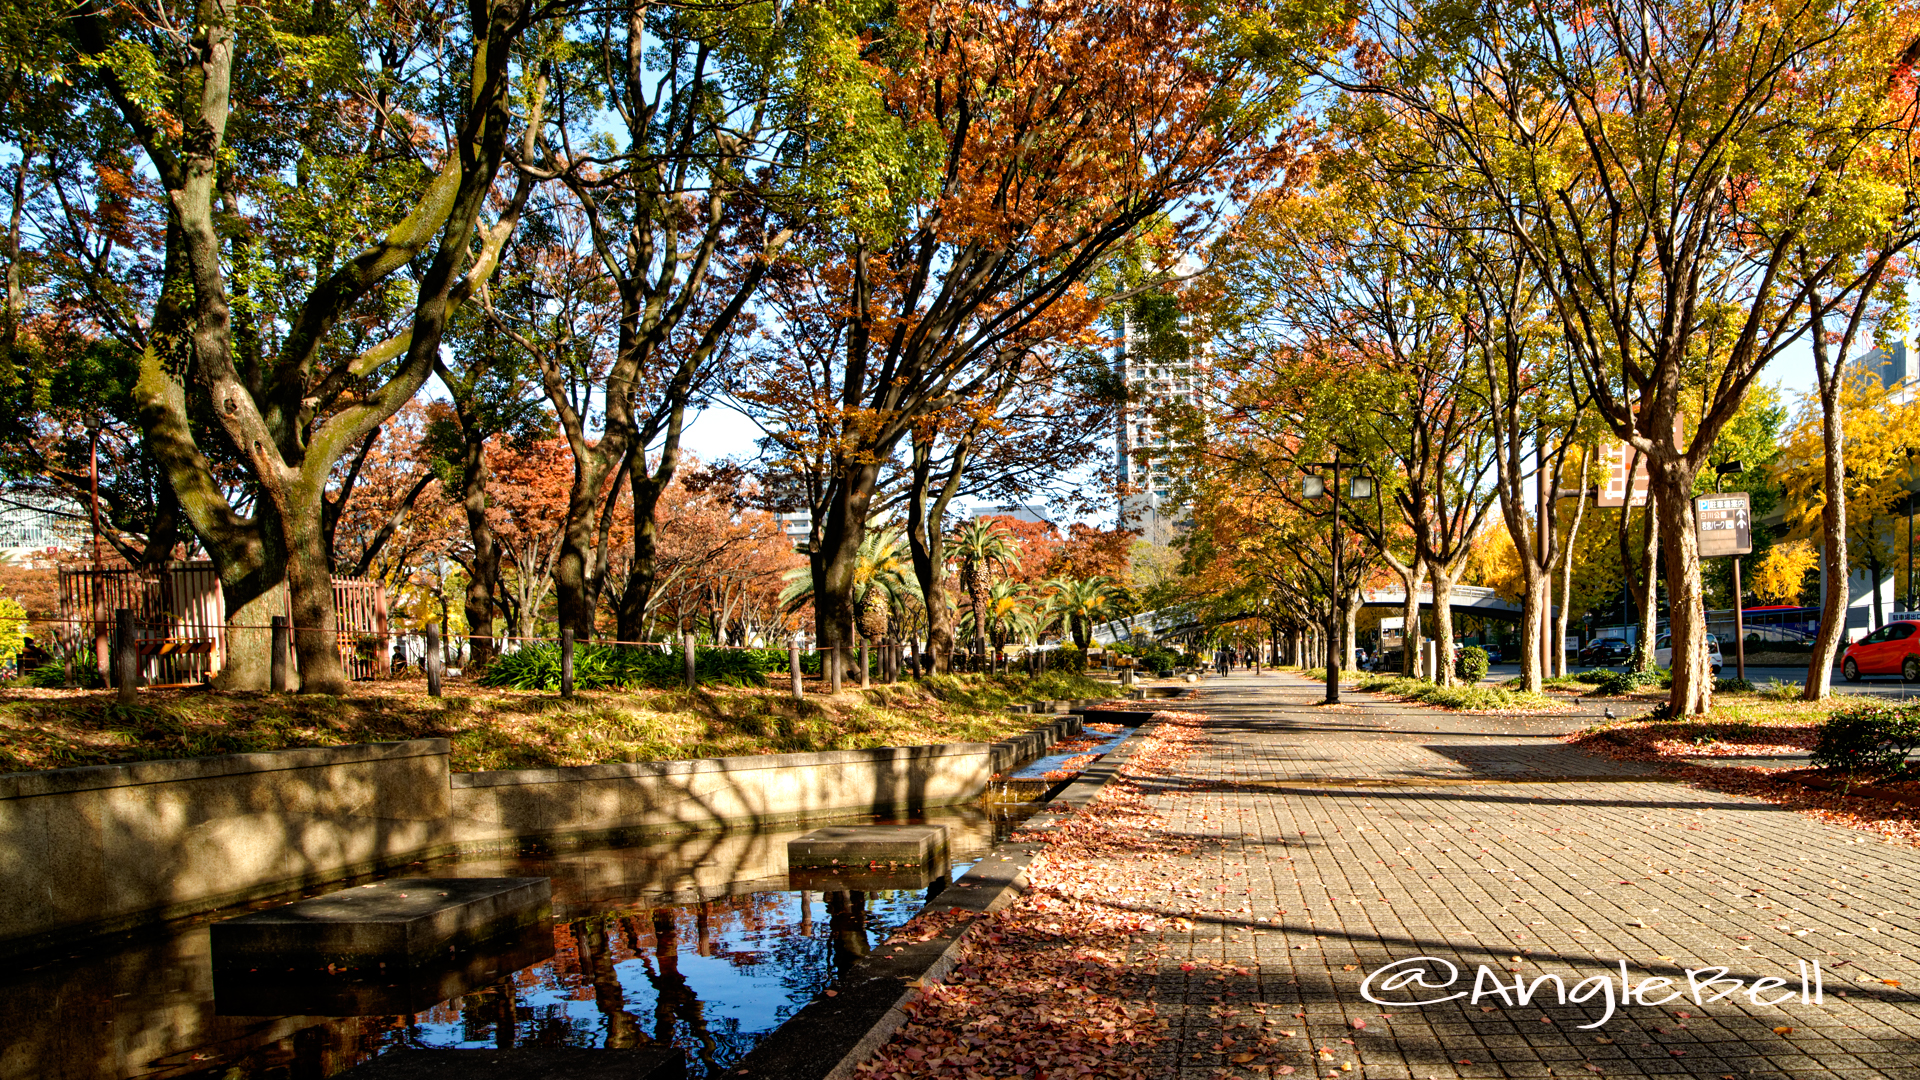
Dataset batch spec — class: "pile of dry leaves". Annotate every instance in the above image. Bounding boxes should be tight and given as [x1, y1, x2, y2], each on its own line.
[855, 711, 1209, 1079]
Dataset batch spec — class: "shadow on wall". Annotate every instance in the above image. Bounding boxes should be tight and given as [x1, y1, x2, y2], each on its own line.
[0, 715, 1082, 963]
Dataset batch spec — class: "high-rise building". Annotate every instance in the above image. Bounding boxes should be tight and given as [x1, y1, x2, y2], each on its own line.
[1861, 338, 1914, 404]
[1114, 316, 1197, 533]
[0, 492, 86, 563]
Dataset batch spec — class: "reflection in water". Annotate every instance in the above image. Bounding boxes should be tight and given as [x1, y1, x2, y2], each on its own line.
[824, 891, 870, 970]
[1, 804, 1036, 1080]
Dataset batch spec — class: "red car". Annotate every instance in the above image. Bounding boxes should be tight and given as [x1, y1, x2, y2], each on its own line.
[1842, 620, 1920, 682]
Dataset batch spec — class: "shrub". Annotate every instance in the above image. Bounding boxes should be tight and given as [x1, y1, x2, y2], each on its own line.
[1714, 677, 1756, 694]
[479, 643, 784, 692]
[1591, 668, 1660, 696]
[1758, 678, 1802, 702]
[1811, 701, 1920, 777]
[1455, 646, 1490, 683]
[23, 662, 101, 689]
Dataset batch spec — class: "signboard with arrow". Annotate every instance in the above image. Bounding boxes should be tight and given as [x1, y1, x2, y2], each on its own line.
[1696, 492, 1753, 556]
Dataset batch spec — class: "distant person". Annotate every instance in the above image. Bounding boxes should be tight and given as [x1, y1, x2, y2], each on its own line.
[1216, 646, 1233, 675]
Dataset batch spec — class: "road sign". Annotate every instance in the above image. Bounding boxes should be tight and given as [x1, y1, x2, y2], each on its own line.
[1598, 440, 1651, 507]
[1696, 492, 1753, 556]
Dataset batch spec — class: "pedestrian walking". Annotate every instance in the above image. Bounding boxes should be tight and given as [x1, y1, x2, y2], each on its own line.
[1215, 645, 1233, 675]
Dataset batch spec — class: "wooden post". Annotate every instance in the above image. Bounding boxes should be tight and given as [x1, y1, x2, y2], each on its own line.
[373, 588, 391, 678]
[790, 634, 804, 700]
[561, 627, 575, 698]
[859, 640, 870, 688]
[828, 645, 841, 693]
[113, 608, 136, 704]
[271, 616, 290, 693]
[683, 631, 697, 690]
[426, 623, 443, 698]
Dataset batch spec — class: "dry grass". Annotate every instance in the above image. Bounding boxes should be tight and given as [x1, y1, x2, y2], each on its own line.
[0, 670, 1117, 774]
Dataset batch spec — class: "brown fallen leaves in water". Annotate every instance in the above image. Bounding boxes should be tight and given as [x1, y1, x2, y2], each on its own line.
[855, 711, 1207, 1079]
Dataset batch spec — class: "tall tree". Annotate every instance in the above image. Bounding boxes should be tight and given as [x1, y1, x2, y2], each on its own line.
[39, 0, 540, 689]
[737, 0, 1332, 683]
[1345, 0, 1920, 713]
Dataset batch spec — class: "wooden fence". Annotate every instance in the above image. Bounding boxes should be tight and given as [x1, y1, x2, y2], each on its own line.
[57, 563, 391, 686]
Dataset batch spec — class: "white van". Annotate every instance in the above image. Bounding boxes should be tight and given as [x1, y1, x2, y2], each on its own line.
[1654, 633, 1723, 675]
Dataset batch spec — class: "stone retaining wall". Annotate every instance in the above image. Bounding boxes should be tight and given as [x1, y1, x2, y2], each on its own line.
[0, 739, 452, 961]
[0, 714, 1089, 961]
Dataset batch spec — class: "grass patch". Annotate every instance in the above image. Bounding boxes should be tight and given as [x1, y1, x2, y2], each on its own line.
[0, 670, 1118, 774]
[1355, 675, 1565, 712]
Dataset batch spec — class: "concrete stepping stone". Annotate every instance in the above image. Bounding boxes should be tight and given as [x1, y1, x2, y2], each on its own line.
[211, 877, 551, 974]
[787, 824, 948, 870]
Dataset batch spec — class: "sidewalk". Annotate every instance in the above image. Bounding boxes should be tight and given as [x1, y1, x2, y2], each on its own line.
[864, 673, 1920, 1079]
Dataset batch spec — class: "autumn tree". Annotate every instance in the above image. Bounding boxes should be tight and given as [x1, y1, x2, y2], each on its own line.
[489, 0, 889, 645]
[22, 0, 543, 690]
[737, 0, 1332, 684]
[428, 302, 549, 668]
[1777, 377, 1920, 630]
[1343, 0, 1920, 713]
[1202, 166, 1503, 685]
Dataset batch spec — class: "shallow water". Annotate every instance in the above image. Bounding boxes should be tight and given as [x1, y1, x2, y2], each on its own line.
[1008, 724, 1134, 779]
[1, 803, 1038, 1080]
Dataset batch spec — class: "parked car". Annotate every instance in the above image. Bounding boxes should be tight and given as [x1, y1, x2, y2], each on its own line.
[1654, 633, 1723, 675]
[1842, 620, 1920, 682]
[1578, 638, 1633, 665]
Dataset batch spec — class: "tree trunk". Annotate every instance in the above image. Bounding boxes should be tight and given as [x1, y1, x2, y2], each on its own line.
[1430, 569, 1459, 686]
[1633, 498, 1659, 674]
[1652, 464, 1712, 715]
[814, 463, 880, 683]
[283, 489, 349, 694]
[906, 436, 960, 675]
[617, 477, 668, 643]
[1806, 378, 1849, 700]
[460, 435, 499, 671]
[1552, 492, 1586, 678]
[1516, 559, 1545, 691]
[1401, 560, 1425, 678]
[1343, 593, 1362, 672]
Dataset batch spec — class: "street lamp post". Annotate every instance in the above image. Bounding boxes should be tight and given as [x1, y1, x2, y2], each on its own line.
[1907, 447, 1916, 614]
[1715, 460, 1747, 683]
[1303, 456, 1374, 705]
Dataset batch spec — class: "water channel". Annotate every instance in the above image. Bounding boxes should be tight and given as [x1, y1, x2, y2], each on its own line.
[2, 802, 1040, 1080]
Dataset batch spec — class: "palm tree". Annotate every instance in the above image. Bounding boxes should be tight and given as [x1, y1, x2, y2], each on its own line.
[1046, 576, 1115, 650]
[781, 529, 914, 643]
[948, 519, 1017, 656]
[985, 580, 1036, 648]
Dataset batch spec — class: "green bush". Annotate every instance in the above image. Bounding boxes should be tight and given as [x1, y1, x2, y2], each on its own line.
[1714, 677, 1756, 694]
[1591, 668, 1663, 696]
[1115, 641, 1179, 676]
[1455, 646, 1490, 683]
[1758, 678, 1802, 702]
[23, 662, 101, 689]
[479, 643, 786, 692]
[1811, 701, 1920, 777]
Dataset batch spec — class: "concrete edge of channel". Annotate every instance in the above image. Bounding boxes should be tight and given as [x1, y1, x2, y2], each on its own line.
[734, 718, 1166, 1080]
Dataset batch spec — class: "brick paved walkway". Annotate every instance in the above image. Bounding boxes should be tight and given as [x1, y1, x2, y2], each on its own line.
[1127, 674, 1920, 1079]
